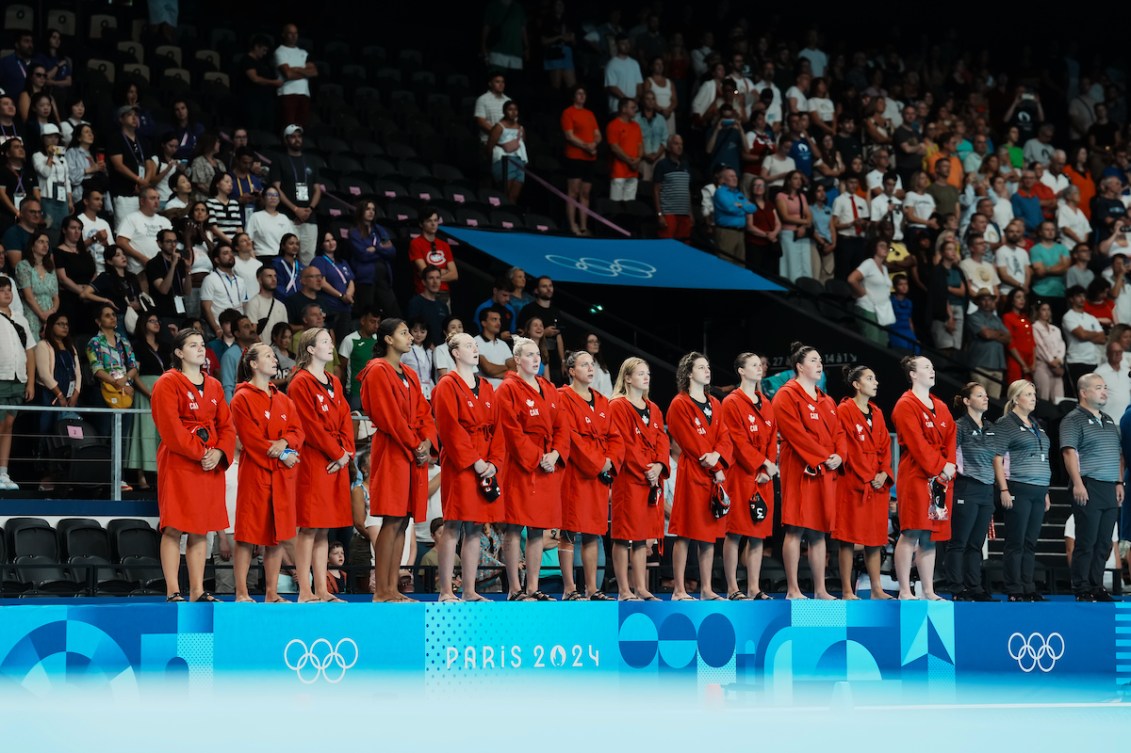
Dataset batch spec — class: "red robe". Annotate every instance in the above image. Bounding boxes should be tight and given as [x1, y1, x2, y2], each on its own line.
[151, 369, 235, 535]
[358, 358, 438, 520]
[667, 393, 734, 543]
[772, 379, 846, 533]
[288, 369, 355, 528]
[721, 389, 776, 539]
[230, 382, 304, 546]
[609, 396, 670, 541]
[432, 372, 507, 524]
[833, 399, 895, 546]
[494, 372, 570, 529]
[891, 390, 956, 541]
[558, 387, 625, 535]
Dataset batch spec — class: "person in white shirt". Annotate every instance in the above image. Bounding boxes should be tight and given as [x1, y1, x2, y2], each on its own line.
[78, 188, 113, 276]
[274, 23, 317, 127]
[230, 232, 261, 297]
[959, 235, 1001, 310]
[903, 171, 937, 232]
[1040, 150, 1070, 200]
[761, 137, 796, 188]
[1057, 185, 1092, 247]
[245, 266, 288, 346]
[784, 72, 810, 117]
[199, 243, 250, 337]
[995, 220, 1032, 295]
[752, 63, 783, 128]
[473, 72, 508, 145]
[604, 35, 643, 114]
[1103, 252, 1131, 325]
[871, 173, 904, 242]
[474, 307, 514, 388]
[0, 277, 34, 490]
[847, 238, 895, 346]
[115, 187, 173, 278]
[865, 149, 902, 198]
[245, 187, 296, 259]
[727, 53, 756, 117]
[1095, 340, 1131, 424]
[30, 123, 71, 230]
[832, 173, 870, 274]
[1062, 285, 1106, 386]
[797, 31, 827, 77]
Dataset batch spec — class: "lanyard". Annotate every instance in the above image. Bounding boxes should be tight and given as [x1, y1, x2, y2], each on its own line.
[213, 269, 241, 307]
[326, 259, 348, 287]
[282, 259, 299, 293]
[289, 156, 306, 184]
[123, 134, 144, 171]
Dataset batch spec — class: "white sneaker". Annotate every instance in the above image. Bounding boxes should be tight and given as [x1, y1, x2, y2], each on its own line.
[0, 474, 19, 490]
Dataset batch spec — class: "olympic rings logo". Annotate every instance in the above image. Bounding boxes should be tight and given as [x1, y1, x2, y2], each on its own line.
[1007, 632, 1065, 673]
[543, 255, 657, 279]
[283, 638, 359, 684]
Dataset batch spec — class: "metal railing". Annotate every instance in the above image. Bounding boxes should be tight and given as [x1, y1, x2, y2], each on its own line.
[5, 404, 149, 500]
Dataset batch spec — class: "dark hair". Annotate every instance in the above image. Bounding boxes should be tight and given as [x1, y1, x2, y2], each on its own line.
[218, 308, 243, 330]
[1065, 284, 1086, 299]
[1086, 277, 1110, 299]
[102, 243, 124, 265]
[24, 231, 54, 271]
[842, 364, 870, 391]
[208, 243, 231, 264]
[373, 317, 405, 358]
[953, 381, 983, 411]
[418, 206, 440, 226]
[191, 132, 218, 161]
[675, 351, 707, 393]
[278, 232, 298, 256]
[421, 264, 443, 280]
[734, 351, 759, 373]
[43, 311, 72, 352]
[250, 33, 272, 49]
[354, 198, 377, 229]
[892, 273, 909, 287]
[234, 146, 254, 161]
[167, 170, 186, 192]
[0, 277, 11, 291]
[479, 305, 506, 326]
[208, 170, 229, 196]
[237, 342, 271, 383]
[789, 341, 817, 372]
[270, 320, 292, 344]
[440, 314, 460, 331]
[171, 328, 204, 370]
[581, 331, 608, 372]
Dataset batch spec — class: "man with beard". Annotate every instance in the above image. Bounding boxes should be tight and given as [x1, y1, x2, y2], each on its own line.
[200, 243, 251, 338]
[996, 219, 1032, 297]
[518, 275, 566, 379]
[246, 266, 288, 345]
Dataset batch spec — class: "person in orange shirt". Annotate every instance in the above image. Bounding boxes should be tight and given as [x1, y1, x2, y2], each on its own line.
[561, 85, 601, 236]
[1064, 146, 1096, 220]
[606, 97, 643, 202]
[926, 131, 963, 189]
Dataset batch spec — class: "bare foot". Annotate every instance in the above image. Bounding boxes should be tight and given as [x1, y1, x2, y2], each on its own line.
[265, 596, 290, 603]
[898, 592, 917, 600]
[235, 596, 255, 603]
[297, 595, 322, 603]
[843, 592, 861, 601]
[923, 593, 945, 601]
[786, 591, 809, 600]
[462, 594, 490, 602]
[636, 590, 657, 600]
[618, 592, 641, 601]
[871, 591, 895, 600]
[700, 591, 724, 601]
[671, 591, 697, 601]
[814, 592, 839, 600]
[396, 594, 418, 602]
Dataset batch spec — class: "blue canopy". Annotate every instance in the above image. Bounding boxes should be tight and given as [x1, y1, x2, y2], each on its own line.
[441, 228, 785, 291]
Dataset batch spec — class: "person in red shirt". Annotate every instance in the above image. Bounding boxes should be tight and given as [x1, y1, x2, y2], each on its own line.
[288, 328, 355, 603]
[772, 342, 845, 600]
[408, 207, 457, 308]
[833, 365, 895, 600]
[1002, 288, 1036, 384]
[357, 318, 438, 602]
[606, 97, 643, 202]
[720, 353, 777, 600]
[561, 85, 601, 236]
[150, 329, 235, 603]
[230, 343, 305, 603]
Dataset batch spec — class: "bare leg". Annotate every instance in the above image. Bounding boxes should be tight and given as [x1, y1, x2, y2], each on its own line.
[373, 516, 407, 602]
[632, 542, 656, 598]
[233, 541, 255, 602]
[459, 524, 484, 600]
[838, 541, 858, 599]
[866, 546, 893, 599]
[916, 543, 941, 599]
[672, 537, 693, 598]
[746, 538, 765, 596]
[783, 529, 806, 599]
[558, 535, 577, 595]
[581, 534, 601, 595]
[504, 525, 525, 596]
[895, 532, 918, 599]
[438, 520, 462, 600]
[160, 527, 184, 598]
[263, 544, 285, 601]
[612, 540, 633, 599]
[526, 527, 545, 594]
[389, 520, 414, 601]
[723, 533, 743, 596]
[698, 542, 719, 599]
[562, 68, 576, 89]
[311, 530, 333, 600]
[809, 535, 835, 599]
[295, 527, 319, 602]
[578, 182, 592, 233]
[566, 179, 581, 233]
[185, 534, 208, 600]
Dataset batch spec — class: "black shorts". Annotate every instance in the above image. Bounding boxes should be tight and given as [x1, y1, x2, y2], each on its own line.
[564, 158, 596, 183]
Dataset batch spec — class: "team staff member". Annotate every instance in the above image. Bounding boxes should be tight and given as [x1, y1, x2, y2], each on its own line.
[993, 380, 1052, 601]
[150, 328, 235, 603]
[1061, 373, 1124, 602]
[229, 343, 304, 603]
[358, 318, 437, 602]
[773, 342, 844, 600]
[558, 350, 625, 601]
[721, 352, 777, 601]
[288, 328, 354, 604]
[833, 365, 894, 600]
[891, 356, 955, 601]
[495, 336, 570, 601]
[668, 351, 733, 601]
[431, 332, 505, 603]
[608, 357, 669, 601]
[948, 383, 998, 601]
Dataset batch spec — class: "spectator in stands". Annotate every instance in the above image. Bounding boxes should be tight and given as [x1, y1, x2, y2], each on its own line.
[604, 34, 642, 114]
[145, 228, 190, 322]
[762, 134, 795, 189]
[221, 314, 258, 403]
[54, 214, 98, 326]
[1, 197, 40, 266]
[231, 233, 260, 297]
[274, 23, 317, 128]
[272, 232, 303, 300]
[1092, 176, 1126, 245]
[1002, 288, 1036, 385]
[269, 124, 320, 264]
[144, 133, 181, 209]
[403, 318, 435, 398]
[18, 69, 59, 143]
[229, 148, 263, 227]
[472, 275, 517, 339]
[607, 97, 643, 204]
[653, 134, 692, 241]
[474, 72, 508, 147]
[311, 231, 353, 341]
[1066, 243, 1094, 292]
[0, 138, 38, 233]
[271, 321, 295, 380]
[239, 34, 282, 132]
[339, 306, 381, 410]
[965, 288, 1010, 399]
[30, 124, 69, 231]
[0, 31, 34, 99]
[409, 208, 457, 309]
[486, 100, 527, 205]
[87, 302, 138, 455]
[205, 173, 243, 247]
[832, 173, 869, 277]
[286, 266, 339, 335]
[561, 85, 600, 236]
[164, 174, 193, 216]
[33, 310, 78, 471]
[712, 167, 753, 265]
[635, 90, 667, 182]
[1011, 169, 1050, 237]
[246, 266, 287, 346]
[926, 158, 960, 220]
[1057, 185, 1091, 249]
[848, 237, 894, 346]
[128, 312, 166, 490]
[482, 0, 529, 74]
[744, 176, 781, 276]
[346, 199, 397, 317]
[1022, 123, 1055, 168]
[775, 170, 812, 281]
[89, 245, 140, 334]
[475, 307, 514, 388]
[199, 243, 250, 340]
[117, 187, 173, 279]
[1096, 341, 1131, 426]
[517, 275, 565, 376]
[643, 56, 677, 136]
[1032, 300, 1066, 402]
[64, 124, 102, 209]
[959, 234, 1000, 302]
[1063, 285, 1106, 389]
[707, 104, 743, 175]
[188, 134, 223, 203]
[538, 0, 577, 90]
[0, 274, 32, 490]
[996, 219, 1032, 296]
[105, 106, 149, 225]
[246, 186, 295, 260]
[409, 265, 452, 343]
[14, 230, 57, 338]
[432, 315, 463, 380]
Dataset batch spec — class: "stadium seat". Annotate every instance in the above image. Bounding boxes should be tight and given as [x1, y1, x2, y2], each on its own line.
[396, 159, 431, 179]
[363, 156, 396, 177]
[455, 206, 490, 228]
[107, 520, 160, 562]
[122, 63, 150, 83]
[338, 176, 374, 199]
[45, 8, 77, 36]
[5, 4, 34, 30]
[525, 213, 558, 233]
[155, 45, 183, 67]
[432, 205, 457, 226]
[445, 73, 470, 91]
[117, 41, 144, 63]
[320, 136, 350, 155]
[119, 555, 165, 592]
[68, 555, 133, 595]
[210, 27, 238, 51]
[490, 210, 523, 230]
[162, 67, 191, 87]
[362, 45, 387, 66]
[87, 59, 116, 83]
[398, 49, 423, 68]
[89, 13, 118, 39]
[384, 201, 419, 224]
[478, 187, 509, 209]
[14, 555, 80, 594]
[6, 518, 58, 560]
[443, 185, 475, 205]
[409, 179, 445, 202]
[352, 139, 384, 157]
[329, 153, 363, 174]
[431, 163, 466, 184]
[203, 71, 230, 89]
[57, 519, 110, 561]
[372, 178, 408, 200]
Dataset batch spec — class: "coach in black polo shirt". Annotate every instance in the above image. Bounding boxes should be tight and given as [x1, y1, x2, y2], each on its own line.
[1061, 372, 1125, 602]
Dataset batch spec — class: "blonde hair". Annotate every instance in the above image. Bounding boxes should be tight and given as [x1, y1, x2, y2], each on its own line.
[511, 335, 537, 359]
[446, 331, 474, 353]
[1003, 379, 1035, 414]
[613, 356, 650, 400]
[293, 327, 329, 372]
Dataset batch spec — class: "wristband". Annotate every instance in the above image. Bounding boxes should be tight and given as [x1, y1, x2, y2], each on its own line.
[280, 448, 298, 459]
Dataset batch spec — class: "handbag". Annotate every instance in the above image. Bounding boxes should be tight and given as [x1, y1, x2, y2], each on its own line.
[927, 478, 948, 521]
[100, 380, 133, 409]
[710, 483, 730, 519]
[749, 491, 768, 523]
[648, 483, 663, 507]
